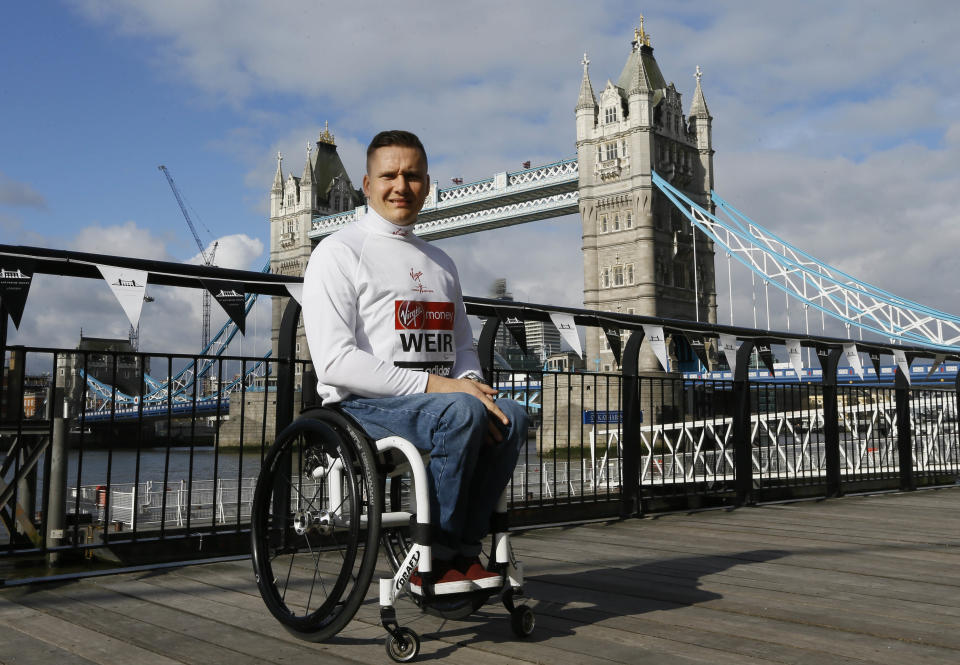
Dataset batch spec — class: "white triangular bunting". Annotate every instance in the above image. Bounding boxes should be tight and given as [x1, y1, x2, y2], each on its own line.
[548, 312, 582, 359]
[285, 283, 303, 305]
[893, 349, 911, 384]
[843, 343, 864, 379]
[785, 339, 803, 381]
[718, 334, 739, 375]
[96, 264, 148, 329]
[642, 325, 670, 372]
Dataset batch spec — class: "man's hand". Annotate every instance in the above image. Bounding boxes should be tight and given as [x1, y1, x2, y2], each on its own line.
[425, 374, 508, 444]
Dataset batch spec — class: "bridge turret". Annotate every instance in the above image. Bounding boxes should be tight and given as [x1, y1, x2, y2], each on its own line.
[300, 144, 315, 212]
[576, 20, 717, 373]
[575, 53, 598, 137]
[270, 152, 284, 218]
[689, 66, 714, 195]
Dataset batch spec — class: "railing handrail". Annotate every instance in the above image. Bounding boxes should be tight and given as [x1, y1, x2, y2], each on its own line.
[0, 244, 294, 296]
[463, 296, 960, 361]
[3, 243, 953, 361]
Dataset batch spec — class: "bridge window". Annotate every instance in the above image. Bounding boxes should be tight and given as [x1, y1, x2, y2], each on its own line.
[612, 265, 624, 287]
[613, 215, 620, 231]
[600, 216, 608, 233]
[601, 267, 610, 288]
[605, 106, 618, 124]
[604, 142, 618, 161]
[625, 212, 633, 228]
[287, 194, 294, 207]
[626, 264, 634, 284]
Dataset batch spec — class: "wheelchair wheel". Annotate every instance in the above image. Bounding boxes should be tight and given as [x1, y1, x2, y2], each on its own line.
[251, 409, 381, 642]
[380, 468, 488, 620]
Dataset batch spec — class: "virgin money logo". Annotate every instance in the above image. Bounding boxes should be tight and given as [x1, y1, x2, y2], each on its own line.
[395, 301, 455, 330]
[396, 301, 425, 329]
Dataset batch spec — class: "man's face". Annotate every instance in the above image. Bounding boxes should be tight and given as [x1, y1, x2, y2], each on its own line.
[363, 145, 430, 226]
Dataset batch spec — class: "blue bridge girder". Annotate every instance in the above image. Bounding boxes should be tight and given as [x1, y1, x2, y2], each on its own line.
[81, 397, 230, 423]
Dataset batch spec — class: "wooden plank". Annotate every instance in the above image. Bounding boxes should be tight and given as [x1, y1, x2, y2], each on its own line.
[11, 583, 313, 665]
[0, 602, 182, 665]
[0, 627, 99, 665]
[99, 567, 541, 665]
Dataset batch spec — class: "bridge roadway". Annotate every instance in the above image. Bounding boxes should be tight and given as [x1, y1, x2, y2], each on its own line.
[2, 487, 960, 664]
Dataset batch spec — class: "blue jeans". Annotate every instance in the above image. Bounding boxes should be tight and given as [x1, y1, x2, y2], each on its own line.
[340, 392, 528, 558]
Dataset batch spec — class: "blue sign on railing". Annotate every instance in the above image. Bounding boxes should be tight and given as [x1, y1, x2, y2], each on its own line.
[582, 410, 630, 424]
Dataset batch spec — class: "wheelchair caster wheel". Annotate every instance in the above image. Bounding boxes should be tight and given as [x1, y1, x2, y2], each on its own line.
[385, 627, 420, 662]
[510, 604, 535, 638]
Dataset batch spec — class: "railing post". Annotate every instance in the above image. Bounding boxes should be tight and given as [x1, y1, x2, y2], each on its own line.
[819, 347, 844, 497]
[477, 315, 500, 385]
[276, 299, 301, 434]
[733, 340, 755, 506]
[0, 303, 7, 415]
[895, 368, 915, 491]
[273, 298, 300, 545]
[956, 371, 960, 484]
[620, 330, 645, 518]
[46, 417, 67, 565]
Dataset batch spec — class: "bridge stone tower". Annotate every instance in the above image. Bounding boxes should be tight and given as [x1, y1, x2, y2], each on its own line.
[576, 23, 717, 372]
[269, 124, 362, 387]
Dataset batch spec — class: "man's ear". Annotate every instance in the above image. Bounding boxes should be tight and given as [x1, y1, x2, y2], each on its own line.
[362, 174, 370, 197]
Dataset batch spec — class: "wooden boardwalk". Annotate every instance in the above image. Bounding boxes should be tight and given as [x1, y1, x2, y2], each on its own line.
[2, 487, 960, 664]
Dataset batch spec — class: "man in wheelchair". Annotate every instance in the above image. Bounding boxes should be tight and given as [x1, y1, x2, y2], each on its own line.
[302, 129, 529, 596]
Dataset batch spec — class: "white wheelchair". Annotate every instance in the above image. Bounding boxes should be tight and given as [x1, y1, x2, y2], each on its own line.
[250, 406, 535, 662]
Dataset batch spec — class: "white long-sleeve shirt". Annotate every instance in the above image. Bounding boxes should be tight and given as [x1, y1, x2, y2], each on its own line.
[302, 209, 483, 404]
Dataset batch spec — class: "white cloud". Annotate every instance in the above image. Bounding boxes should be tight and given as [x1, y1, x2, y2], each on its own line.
[184, 233, 264, 270]
[70, 220, 172, 259]
[0, 172, 47, 209]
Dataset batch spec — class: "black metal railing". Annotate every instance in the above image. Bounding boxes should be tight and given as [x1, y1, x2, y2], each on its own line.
[2, 244, 959, 580]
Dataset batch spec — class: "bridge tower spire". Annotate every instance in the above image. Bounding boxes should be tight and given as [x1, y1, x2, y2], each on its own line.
[576, 23, 717, 372]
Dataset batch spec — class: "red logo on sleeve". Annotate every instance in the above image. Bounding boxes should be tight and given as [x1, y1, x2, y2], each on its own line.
[395, 301, 454, 330]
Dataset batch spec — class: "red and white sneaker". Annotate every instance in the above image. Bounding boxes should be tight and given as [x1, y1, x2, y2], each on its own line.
[408, 560, 477, 595]
[457, 556, 503, 590]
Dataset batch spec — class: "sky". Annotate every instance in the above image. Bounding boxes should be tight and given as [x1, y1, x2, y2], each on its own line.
[2, 0, 960, 360]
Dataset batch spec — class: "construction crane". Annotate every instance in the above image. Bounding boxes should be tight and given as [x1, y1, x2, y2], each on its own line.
[158, 165, 219, 353]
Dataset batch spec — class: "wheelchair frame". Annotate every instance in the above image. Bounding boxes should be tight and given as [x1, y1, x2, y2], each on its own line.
[250, 408, 535, 663]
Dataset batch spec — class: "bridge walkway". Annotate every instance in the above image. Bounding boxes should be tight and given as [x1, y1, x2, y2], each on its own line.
[1, 488, 959, 664]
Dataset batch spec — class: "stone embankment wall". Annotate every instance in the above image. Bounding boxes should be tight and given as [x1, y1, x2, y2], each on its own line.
[217, 392, 280, 447]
